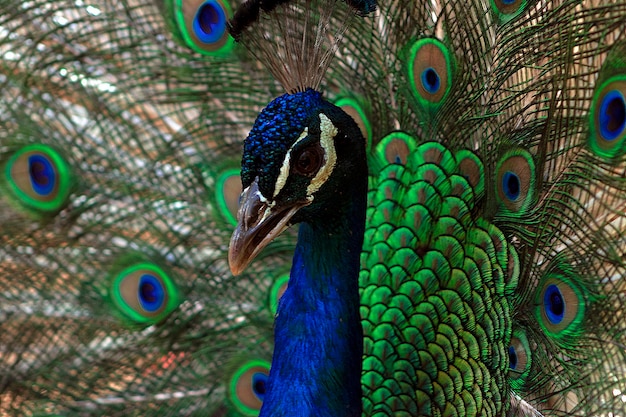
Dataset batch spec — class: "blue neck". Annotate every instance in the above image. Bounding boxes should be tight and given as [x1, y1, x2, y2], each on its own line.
[259, 195, 366, 417]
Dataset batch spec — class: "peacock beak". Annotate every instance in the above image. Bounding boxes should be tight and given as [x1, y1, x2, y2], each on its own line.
[228, 179, 310, 275]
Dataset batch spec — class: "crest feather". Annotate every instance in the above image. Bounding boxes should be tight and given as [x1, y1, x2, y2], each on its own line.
[229, 0, 376, 93]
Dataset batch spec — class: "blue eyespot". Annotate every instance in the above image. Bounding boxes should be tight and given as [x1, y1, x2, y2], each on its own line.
[228, 360, 271, 414]
[421, 68, 441, 94]
[543, 284, 565, 325]
[139, 274, 165, 312]
[599, 90, 626, 141]
[252, 372, 268, 400]
[508, 345, 517, 370]
[193, 0, 227, 44]
[28, 154, 55, 196]
[501, 0, 516, 4]
[502, 171, 520, 201]
[111, 263, 180, 325]
[508, 331, 530, 389]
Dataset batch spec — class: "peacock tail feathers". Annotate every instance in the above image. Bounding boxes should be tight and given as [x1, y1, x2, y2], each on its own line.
[354, 1, 626, 414]
[1, 0, 626, 415]
[0, 0, 282, 415]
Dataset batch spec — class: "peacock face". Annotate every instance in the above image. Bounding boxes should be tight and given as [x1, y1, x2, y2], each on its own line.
[229, 89, 366, 275]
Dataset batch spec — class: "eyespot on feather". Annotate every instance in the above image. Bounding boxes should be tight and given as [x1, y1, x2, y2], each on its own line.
[374, 131, 417, 167]
[508, 329, 531, 390]
[455, 149, 484, 200]
[168, 0, 234, 56]
[490, 0, 527, 22]
[535, 274, 585, 339]
[334, 96, 372, 150]
[111, 263, 180, 325]
[229, 360, 271, 416]
[495, 149, 535, 213]
[3, 144, 73, 216]
[588, 75, 626, 160]
[216, 169, 242, 226]
[505, 245, 520, 294]
[407, 38, 454, 108]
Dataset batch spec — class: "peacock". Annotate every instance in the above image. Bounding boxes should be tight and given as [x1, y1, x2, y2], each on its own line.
[1, 0, 626, 415]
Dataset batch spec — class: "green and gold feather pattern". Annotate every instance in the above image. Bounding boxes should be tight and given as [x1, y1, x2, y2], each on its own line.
[1, 0, 626, 415]
[362, 139, 516, 415]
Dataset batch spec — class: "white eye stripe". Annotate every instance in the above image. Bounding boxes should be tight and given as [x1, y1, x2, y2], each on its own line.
[306, 114, 337, 196]
[273, 128, 308, 199]
[271, 113, 338, 200]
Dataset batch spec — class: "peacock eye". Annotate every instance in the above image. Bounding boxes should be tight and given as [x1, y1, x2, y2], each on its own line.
[292, 145, 324, 176]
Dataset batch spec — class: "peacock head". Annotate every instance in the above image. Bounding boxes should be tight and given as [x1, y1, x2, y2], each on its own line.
[228, 89, 367, 275]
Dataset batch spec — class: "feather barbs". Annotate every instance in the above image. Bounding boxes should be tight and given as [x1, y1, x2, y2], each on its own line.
[228, 0, 376, 93]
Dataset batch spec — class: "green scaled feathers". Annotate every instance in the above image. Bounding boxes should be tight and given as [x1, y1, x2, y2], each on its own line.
[362, 139, 518, 415]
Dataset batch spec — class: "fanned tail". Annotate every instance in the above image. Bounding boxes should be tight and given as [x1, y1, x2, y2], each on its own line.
[2, 0, 626, 415]
[0, 0, 283, 414]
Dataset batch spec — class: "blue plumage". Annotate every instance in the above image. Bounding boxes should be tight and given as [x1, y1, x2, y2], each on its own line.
[232, 89, 369, 416]
[262, 222, 364, 417]
[241, 90, 325, 197]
